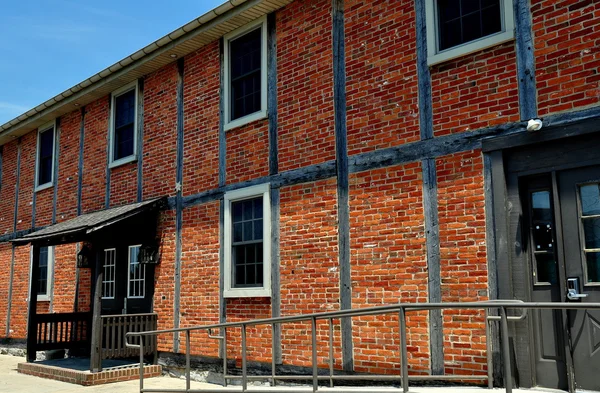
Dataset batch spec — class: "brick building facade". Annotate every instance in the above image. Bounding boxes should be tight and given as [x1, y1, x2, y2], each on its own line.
[0, 0, 599, 391]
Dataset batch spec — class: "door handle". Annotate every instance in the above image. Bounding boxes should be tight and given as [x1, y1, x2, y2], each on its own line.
[567, 289, 589, 301]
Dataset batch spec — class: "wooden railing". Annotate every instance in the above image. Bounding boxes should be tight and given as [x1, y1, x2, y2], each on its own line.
[34, 312, 91, 352]
[100, 313, 158, 360]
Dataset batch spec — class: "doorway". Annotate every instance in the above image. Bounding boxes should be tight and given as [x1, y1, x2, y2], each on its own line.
[518, 166, 600, 391]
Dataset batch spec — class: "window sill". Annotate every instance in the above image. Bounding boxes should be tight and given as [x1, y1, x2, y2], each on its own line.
[37, 296, 51, 302]
[109, 155, 137, 169]
[224, 110, 267, 132]
[223, 287, 271, 298]
[35, 183, 54, 193]
[427, 30, 515, 66]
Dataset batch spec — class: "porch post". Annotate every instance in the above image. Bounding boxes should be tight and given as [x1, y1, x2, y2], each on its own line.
[90, 255, 103, 372]
[26, 245, 41, 362]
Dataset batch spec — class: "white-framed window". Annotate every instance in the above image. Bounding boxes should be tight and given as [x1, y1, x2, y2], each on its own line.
[35, 120, 56, 192]
[32, 246, 54, 301]
[223, 16, 268, 131]
[128, 245, 145, 298]
[223, 183, 271, 298]
[426, 0, 515, 65]
[109, 81, 138, 167]
[102, 248, 116, 299]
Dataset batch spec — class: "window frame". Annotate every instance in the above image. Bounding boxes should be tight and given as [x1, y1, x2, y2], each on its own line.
[223, 16, 268, 131]
[223, 183, 271, 298]
[109, 81, 139, 168]
[35, 120, 56, 192]
[31, 246, 54, 302]
[102, 248, 117, 299]
[425, 0, 515, 65]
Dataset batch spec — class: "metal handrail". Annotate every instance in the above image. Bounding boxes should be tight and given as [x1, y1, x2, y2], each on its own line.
[126, 300, 600, 393]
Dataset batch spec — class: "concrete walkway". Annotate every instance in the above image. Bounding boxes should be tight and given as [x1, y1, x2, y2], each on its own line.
[0, 355, 560, 393]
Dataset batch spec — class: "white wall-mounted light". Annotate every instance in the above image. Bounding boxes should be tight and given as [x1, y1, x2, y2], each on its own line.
[527, 118, 543, 132]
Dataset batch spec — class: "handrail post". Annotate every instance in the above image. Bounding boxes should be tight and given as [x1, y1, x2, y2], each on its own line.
[485, 309, 493, 389]
[139, 335, 145, 393]
[186, 330, 191, 391]
[328, 318, 334, 388]
[311, 317, 318, 392]
[241, 324, 247, 392]
[499, 307, 512, 393]
[399, 307, 409, 393]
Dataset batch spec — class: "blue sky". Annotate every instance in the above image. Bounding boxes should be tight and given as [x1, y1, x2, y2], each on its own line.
[0, 0, 225, 124]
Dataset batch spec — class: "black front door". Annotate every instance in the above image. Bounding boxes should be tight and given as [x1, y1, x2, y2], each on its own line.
[523, 166, 600, 391]
[101, 245, 153, 315]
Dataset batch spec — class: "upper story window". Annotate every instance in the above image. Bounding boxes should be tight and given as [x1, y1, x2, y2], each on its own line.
[34, 246, 54, 301]
[426, 0, 514, 65]
[110, 81, 138, 167]
[224, 183, 271, 298]
[35, 121, 56, 191]
[223, 16, 268, 131]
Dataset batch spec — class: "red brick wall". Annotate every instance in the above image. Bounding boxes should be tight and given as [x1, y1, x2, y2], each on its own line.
[52, 244, 77, 313]
[226, 122, 269, 184]
[179, 202, 220, 357]
[182, 42, 220, 196]
[437, 150, 488, 375]
[0, 140, 18, 235]
[109, 163, 137, 207]
[346, 0, 420, 155]
[277, 0, 335, 172]
[143, 64, 178, 200]
[16, 133, 35, 232]
[56, 111, 82, 221]
[279, 179, 339, 367]
[9, 246, 30, 338]
[0, 244, 11, 335]
[81, 97, 109, 214]
[226, 298, 273, 364]
[154, 210, 176, 351]
[431, 43, 520, 136]
[533, 0, 600, 116]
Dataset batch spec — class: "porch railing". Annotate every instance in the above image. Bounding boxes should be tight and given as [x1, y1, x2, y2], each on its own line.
[100, 313, 158, 360]
[34, 312, 91, 352]
[127, 300, 600, 393]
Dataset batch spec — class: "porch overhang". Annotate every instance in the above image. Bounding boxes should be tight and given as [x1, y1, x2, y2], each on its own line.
[12, 197, 166, 246]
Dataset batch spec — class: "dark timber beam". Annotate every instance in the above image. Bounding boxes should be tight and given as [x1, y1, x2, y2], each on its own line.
[51, 118, 61, 224]
[267, 12, 282, 365]
[6, 246, 15, 338]
[218, 38, 227, 355]
[105, 96, 112, 209]
[514, 0, 537, 120]
[77, 107, 86, 216]
[137, 78, 145, 202]
[173, 57, 185, 354]
[332, 0, 353, 372]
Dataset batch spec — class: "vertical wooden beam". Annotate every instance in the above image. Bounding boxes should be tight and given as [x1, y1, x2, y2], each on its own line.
[13, 139, 21, 233]
[173, 57, 185, 354]
[7, 142, 21, 338]
[267, 12, 282, 365]
[77, 107, 86, 217]
[136, 78, 145, 202]
[332, 0, 353, 372]
[218, 38, 227, 355]
[514, 0, 537, 120]
[51, 118, 61, 224]
[90, 255, 103, 372]
[26, 245, 41, 362]
[5, 246, 16, 337]
[105, 96, 112, 209]
[416, 0, 444, 374]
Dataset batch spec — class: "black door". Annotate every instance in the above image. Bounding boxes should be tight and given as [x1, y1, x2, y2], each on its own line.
[557, 166, 600, 391]
[523, 167, 600, 391]
[101, 245, 153, 315]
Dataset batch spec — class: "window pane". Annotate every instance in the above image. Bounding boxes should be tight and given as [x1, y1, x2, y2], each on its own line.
[585, 252, 600, 283]
[583, 217, 600, 249]
[113, 89, 135, 160]
[229, 27, 262, 120]
[580, 184, 600, 216]
[128, 246, 145, 297]
[535, 253, 558, 285]
[38, 129, 54, 185]
[233, 222, 243, 243]
[437, 0, 502, 51]
[231, 196, 264, 288]
[37, 247, 49, 296]
[532, 191, 552, 221]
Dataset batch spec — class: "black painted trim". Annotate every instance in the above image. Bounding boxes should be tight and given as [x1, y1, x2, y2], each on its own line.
[105, 96, 112, 209]
[270, 187, 282, 364]
[416, 0, 433, 141]
[51, 118, 61, 224]
[218, 38, 227, 338]
[77, 107, 86, 217]
[332, 0, 353, 372]
[219, 38, 226, 188]
[514, 0, 537, 120]
[13, 139, 22, 233]
[173, 58, 185, 354]
[267, 13, 279, 176]
[137, 78, 145, 202]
